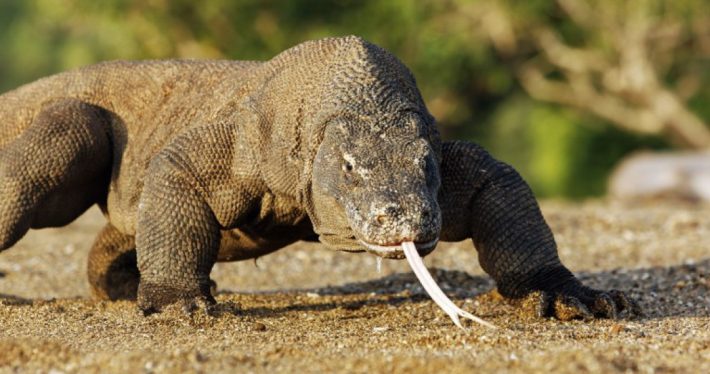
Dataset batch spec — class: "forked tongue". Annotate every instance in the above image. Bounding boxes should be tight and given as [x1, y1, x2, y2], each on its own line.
[402, 241, 496, 329]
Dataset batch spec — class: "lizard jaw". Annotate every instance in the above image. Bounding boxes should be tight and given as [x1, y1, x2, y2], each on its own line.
[359, 238, 439, 259]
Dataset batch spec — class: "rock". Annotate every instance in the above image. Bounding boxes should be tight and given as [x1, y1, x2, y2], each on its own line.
[608, 151, 710, 201]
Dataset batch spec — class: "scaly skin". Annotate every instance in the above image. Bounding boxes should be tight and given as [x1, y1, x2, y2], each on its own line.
[0, 36, 639, 319]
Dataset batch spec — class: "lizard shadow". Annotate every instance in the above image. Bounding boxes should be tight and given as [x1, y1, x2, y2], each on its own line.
[226, 258, 710, 320]
[227, 268, 489, 319]
[0, 293, 33, 306]
[573, 257, 710, 320]
[0, 271, 34, 306]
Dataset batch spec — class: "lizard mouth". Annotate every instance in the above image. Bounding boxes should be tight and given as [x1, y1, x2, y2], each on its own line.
[359, 238, 439, 259]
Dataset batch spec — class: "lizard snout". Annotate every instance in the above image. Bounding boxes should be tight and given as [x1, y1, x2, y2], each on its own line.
[372, 205, 434, 234]
[372, 204, 404, 226]
[365, 197, 440, 247]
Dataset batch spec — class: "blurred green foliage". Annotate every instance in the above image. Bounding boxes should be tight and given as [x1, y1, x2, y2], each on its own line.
[1, 0, 703, 198]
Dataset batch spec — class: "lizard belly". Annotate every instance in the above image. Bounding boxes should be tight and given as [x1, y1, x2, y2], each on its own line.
[217, 219, 316, 262]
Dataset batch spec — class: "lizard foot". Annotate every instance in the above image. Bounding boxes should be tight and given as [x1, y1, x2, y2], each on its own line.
[89, 250, 140, 301]
[512, 286, 642, 321]
[137, 281, 216, 316]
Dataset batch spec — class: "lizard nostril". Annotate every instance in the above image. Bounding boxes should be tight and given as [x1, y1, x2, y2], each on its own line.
[374, 205, 401, 226]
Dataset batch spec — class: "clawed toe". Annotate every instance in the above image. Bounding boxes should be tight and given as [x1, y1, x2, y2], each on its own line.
[140, 305, 159, 317]
[553, 294, 594, 321]
[535, 291, 554, 318]
[553, 288, 641, 321]
[591, 293, 618, 319]
[137, 281, 216, 316]
[521, 290, 594, 320]
[141, 294, 217, 317]
[508, 287, 642, 321]
[609, 289, 643, 317]
[180, 295, 217, 316]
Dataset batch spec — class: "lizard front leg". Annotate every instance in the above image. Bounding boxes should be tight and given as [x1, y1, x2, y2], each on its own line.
[135, 123, 263, 314]
[136, 150, 221, 313]
[439, 140, 641, 320]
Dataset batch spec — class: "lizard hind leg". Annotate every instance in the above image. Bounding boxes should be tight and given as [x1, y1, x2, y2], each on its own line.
[89, 223, 221, 301]
[88, 224, 139, 300]
[0, 98, 112, 250]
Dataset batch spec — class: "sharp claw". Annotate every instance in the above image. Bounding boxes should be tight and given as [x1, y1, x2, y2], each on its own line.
[535, 291, 555, 318]
[555, 295, 593, 321]
[609, 290, 643, 317]
[506, 290, 554, 319]
[510, 287, 642, 321]
[594, 293, 618, 319]
[137, 296, 160, 316]
[628, 298, 643, 317]
[140, 306, 158, 317]
[608, 290, 627, 311]
[137, 286, 216, 317]
[180, 296, 217, 316]
[181, 299, 197, 315]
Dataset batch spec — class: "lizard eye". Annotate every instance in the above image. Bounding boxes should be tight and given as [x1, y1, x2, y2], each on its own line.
[342, 161, 354, 173]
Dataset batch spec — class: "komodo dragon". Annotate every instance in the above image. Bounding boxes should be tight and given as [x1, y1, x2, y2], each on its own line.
[0, 36, 639, 319]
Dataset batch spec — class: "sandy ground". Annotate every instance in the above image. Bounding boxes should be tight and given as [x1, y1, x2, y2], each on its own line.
[0, 200, 708, 373]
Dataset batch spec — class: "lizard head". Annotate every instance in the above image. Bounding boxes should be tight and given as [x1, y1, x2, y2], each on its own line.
[311, 112, 442, 259]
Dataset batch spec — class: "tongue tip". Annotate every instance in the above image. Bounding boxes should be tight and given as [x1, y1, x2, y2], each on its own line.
[401, 241, 497, 330]
[459, 312, 499, 330]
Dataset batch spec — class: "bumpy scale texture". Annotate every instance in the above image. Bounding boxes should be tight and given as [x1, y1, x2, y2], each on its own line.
[0, 36, 639, 319]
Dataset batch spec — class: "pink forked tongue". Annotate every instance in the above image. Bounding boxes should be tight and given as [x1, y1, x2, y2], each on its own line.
[402, 241, 496, 329]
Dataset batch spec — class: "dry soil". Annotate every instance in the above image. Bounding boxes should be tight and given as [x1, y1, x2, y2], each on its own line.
[0, 200, 708, 373]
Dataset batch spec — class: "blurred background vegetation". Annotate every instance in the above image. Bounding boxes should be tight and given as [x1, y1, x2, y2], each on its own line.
[1, 0, 709, 198]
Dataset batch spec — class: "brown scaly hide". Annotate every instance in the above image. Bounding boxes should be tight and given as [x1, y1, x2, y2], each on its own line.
[0, 36, 639, 318]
